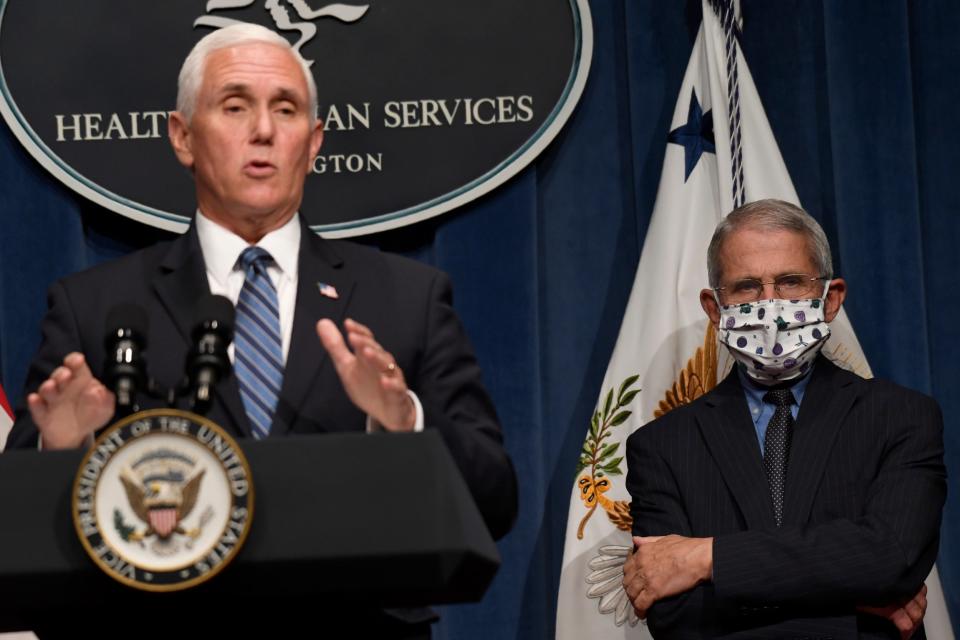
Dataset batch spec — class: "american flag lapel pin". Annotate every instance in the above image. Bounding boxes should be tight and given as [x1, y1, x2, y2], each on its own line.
[317, 282, 339, 299]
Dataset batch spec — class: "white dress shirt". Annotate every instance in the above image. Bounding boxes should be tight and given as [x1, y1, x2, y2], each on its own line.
[195, 210, 299, 362]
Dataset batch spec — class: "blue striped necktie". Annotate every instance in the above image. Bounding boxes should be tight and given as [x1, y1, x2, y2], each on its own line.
[234, 246, 284, 439]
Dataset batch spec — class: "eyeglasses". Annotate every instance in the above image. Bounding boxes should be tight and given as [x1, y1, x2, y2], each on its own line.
[714, 274, 830, 304]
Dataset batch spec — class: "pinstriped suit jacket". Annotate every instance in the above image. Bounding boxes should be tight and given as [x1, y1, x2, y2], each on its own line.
[626, 357, 946, 639]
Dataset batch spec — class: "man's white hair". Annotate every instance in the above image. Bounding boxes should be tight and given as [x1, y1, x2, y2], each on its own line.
[176, 23, 318, 123]
[707, 199, 834, 288]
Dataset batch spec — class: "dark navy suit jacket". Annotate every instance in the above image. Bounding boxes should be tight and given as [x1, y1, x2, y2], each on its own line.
[9, 220, 517, 541]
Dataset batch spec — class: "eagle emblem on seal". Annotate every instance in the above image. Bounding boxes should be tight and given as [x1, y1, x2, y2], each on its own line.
[117, 449, 208, 547]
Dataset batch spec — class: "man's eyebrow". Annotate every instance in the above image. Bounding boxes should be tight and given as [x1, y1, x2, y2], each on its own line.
[215, 84, 303, 103]
[732, 271, 812, 282]
[216, 82, 252, 97]
[272, 88, 304, 104]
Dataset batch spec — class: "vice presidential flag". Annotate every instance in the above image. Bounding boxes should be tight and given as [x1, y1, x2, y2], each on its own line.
[555, 1, 953, 638]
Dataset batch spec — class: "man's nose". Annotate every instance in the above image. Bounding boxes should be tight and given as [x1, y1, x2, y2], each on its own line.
[761, 282, 778, 299]
[250, 106, 275, 142]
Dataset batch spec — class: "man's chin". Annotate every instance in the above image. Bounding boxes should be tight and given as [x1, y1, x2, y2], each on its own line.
[232, 189, 299, 216]
[202, 199, 298, 234]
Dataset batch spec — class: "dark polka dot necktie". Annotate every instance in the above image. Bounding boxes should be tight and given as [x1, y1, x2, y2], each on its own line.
[763, 388, 795, 527]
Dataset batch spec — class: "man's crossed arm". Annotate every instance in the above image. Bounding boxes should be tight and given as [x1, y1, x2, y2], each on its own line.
[622, 534, 928, 639]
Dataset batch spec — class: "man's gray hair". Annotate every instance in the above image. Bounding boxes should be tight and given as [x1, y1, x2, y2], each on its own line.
[707, 199, 834, 287]
[176, 23, 318, 123]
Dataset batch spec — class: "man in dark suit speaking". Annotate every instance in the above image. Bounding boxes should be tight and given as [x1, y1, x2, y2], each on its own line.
[622, 199, 945, 638]
[8, 23, 515, 548]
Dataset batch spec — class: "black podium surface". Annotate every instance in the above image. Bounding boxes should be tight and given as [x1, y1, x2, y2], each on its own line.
[0, 430, 500, 631]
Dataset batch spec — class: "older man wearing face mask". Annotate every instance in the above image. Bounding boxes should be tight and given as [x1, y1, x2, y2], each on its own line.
[622, 199, 946, 639]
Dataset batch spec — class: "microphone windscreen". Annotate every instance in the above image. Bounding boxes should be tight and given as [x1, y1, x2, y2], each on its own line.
[194, 294, 235, 337]
[105, 303, 149, 337]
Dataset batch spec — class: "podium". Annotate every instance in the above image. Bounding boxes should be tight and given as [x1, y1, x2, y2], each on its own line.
[0, 430, 500, 632]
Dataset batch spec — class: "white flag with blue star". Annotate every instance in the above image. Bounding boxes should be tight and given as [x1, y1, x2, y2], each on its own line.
[556, 1, 953, 638]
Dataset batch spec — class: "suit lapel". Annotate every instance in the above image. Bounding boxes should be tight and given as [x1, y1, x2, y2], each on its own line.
[152, 227, 208, 343]
[152, 225, 249, 437]
[782, 357, 860, 526]
[271, 224, 356, 436]
[697, 370, 776, 529]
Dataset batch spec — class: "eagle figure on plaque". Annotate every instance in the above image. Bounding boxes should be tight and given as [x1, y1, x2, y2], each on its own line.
[118, 449, 207, 551]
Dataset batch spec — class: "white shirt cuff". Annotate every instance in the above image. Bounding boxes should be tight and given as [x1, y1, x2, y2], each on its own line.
[365, 390, 424, 433]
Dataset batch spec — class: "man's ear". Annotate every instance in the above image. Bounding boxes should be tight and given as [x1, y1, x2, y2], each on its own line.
[824, 277, 847, 323]
[700, 288, 721, 326]
[306, 117, 324, 174]
[168, 111, 195, 170]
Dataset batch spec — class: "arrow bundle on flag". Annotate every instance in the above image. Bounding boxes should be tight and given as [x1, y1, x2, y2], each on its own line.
[555, 1, 953, 638]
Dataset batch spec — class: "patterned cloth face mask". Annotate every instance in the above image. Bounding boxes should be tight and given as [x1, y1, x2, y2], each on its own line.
[716, 283, 831, 385]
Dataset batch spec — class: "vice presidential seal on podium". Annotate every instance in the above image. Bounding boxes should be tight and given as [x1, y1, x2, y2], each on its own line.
[72, 409, 253, 592]
[71, 295, 254, 592]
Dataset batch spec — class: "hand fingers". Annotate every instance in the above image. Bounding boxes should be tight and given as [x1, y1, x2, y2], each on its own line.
[62, 352, 89, 374]
[350, 335, 403, 377]
[64, 353, 96, 389]
[51, 365, 73, 387]
[622, 572, 642, 604]
[37, 375, 68, 405]
[316, 319, 355, 368]
[903, 596, 924, 624]
[357, 342, 396, 373]
[85, 383, 117, 428]
[623, 575, 642, 601]
[636, 536, 663, 545]
[344, 318, 374, 338]
[366, 348, 408, 395]
[887, 607, 914, 637]
[27, 392, 49, 426]
[43, 354, 93, 401]
[632, 591, 652, 620]
[345, 320, 404, 380]
[622, 550, 640, 585]
[347, 331, 386, 358]
[340, 320, 393, 365]
[379, 372, 407, 395]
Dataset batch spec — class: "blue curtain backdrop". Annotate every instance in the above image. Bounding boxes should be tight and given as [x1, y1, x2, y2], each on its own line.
[1, 1, 958, 637]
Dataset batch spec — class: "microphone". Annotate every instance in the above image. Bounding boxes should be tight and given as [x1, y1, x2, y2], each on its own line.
[103, 304, 149, 414]
[187, 294, 235, 415]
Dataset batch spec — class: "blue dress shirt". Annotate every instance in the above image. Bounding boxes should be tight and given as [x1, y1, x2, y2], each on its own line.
[737, 366, 813, 456]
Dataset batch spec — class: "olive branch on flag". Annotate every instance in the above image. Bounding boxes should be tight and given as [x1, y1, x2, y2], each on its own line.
[574, 374, 640, 538]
